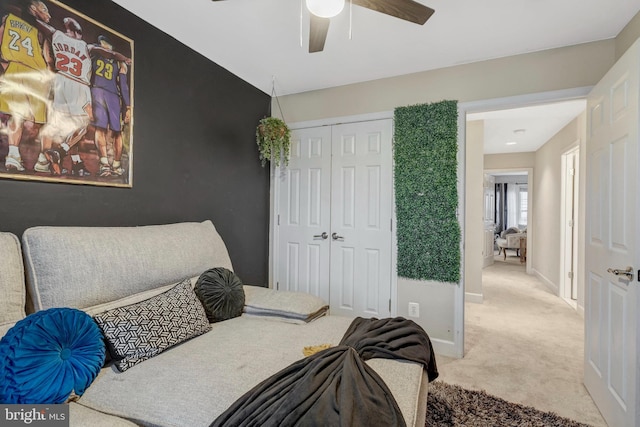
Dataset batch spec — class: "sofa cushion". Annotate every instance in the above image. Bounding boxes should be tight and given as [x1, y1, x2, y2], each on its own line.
[22, 220, 233, 312]
[243, 286, 329, 323]
[78, 315, 427, 427]
[0, 232, 25, 325]
[195, 267, 245, 322]
[94, 279, 211, 372]
[0, 308, 105, 404]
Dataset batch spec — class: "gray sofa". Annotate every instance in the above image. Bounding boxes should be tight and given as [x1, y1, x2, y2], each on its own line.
[0, 221, 429, 426]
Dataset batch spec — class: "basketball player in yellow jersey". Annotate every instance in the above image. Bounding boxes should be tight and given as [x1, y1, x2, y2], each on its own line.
[0, 0, 53, 172]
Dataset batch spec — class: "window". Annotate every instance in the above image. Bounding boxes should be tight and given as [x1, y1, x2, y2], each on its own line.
[517, 187, 528, 227]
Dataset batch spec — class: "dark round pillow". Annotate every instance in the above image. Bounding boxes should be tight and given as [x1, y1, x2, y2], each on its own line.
[195, 267, 245, 322]
[0, 308, 105, 404]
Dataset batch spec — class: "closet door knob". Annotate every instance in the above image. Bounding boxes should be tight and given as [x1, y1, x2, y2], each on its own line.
[331, 233, 344, 241]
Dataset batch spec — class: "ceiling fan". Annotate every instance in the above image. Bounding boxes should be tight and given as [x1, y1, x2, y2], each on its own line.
[212, 0, 435, 53]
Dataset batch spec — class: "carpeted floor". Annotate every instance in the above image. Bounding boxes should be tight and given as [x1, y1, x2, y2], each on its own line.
[426, 381, 592, 427]
[436, 258, 607, 426]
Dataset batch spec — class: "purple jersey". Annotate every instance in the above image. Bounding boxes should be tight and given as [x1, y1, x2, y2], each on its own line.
[91, 52, 130, 131]
[91, 56, 119, 94]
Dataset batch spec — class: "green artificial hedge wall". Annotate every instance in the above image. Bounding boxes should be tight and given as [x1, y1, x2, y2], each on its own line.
[394, 100, 460, 283]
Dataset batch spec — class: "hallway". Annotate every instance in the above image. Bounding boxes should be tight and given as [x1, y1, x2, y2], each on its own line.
[437, 259, 606, 426]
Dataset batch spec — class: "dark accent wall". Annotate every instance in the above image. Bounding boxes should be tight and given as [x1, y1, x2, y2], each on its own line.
[0, 0, 272, 285]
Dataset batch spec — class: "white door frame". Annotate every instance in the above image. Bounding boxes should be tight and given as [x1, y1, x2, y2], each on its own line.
[482, 173, 496, 269]
[268, 111, 397, 310]
[560, 145, 580, 309]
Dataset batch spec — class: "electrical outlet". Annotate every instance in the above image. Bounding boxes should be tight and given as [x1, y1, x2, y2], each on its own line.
[408, 302, 420, 318]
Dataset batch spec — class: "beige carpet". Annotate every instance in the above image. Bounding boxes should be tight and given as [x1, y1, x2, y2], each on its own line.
[436, 255, 607, 427]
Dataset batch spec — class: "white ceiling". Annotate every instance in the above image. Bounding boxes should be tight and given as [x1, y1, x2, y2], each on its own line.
[111, 0, 640, 96]
[111, 0, 635, 155]
[468, 99, 587, 154]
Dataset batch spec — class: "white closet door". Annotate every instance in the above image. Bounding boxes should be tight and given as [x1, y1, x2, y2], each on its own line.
[329, 120, 393, 317]
[275, 119, 393, 318]
[276, 126, 331, 302]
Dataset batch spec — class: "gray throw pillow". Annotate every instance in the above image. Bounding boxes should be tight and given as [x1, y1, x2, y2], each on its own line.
[195, 268, 245, 322]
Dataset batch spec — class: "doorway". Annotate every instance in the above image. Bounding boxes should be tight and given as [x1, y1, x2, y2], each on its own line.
[459, 92, 592, 419]
[464, 91, 587, 303]
[487, 170, 530, 267]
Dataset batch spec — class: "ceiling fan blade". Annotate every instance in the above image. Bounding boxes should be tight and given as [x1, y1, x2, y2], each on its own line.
[309, 15, 330, 53]
[352, 0, 434, 25]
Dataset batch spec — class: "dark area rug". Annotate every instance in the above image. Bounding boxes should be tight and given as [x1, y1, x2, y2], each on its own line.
[426, 381, 593, 427]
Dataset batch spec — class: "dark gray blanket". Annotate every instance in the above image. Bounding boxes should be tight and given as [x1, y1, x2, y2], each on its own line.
[211, 317, 438, 427]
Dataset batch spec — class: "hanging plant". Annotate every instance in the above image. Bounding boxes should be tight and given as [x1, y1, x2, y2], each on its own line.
[256, 117, 291, 168]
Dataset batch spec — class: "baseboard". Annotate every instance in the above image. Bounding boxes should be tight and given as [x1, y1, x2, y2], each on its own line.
[465, 292, 484, 304]
[431, 337, 461, 359]
[532, 268, 559, 295]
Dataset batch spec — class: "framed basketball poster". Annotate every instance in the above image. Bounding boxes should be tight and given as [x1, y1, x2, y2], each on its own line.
[0, 0, 133, 187]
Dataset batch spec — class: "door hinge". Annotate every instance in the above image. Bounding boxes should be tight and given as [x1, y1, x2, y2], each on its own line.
[276, 281, 279, 290]
[570, 168, 575, 176]
[388, 299, 391, 312]
[277, 214, 280, 226]
[568, 271, 573, 279]
[390, 218, 393, 232]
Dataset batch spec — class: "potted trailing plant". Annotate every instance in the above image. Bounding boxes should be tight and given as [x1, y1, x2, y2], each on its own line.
[256, 117, 291, 168]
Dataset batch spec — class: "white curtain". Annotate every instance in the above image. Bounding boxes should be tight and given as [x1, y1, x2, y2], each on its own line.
[506, 184, 518, 228]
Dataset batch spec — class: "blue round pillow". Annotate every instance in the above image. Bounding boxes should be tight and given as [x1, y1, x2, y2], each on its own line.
[0, 308, 105, 404]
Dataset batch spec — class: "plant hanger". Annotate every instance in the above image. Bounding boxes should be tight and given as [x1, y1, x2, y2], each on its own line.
[255, 77, 291, 168]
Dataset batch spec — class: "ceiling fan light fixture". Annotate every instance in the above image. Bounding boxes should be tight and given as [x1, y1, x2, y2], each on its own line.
[306, 0, 345, 18]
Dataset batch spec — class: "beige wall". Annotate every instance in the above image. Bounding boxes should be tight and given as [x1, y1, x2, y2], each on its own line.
[531, 115, 584, 301]
[616, 11, 640, 59]
[277, 40, 615, 124]
[484, 152, 536, 170]
[278, 9, 640, 123]
[465, 121, 484, 300]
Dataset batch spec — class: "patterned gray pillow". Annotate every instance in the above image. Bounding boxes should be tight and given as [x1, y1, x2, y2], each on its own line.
[94, 278, 211, 372]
